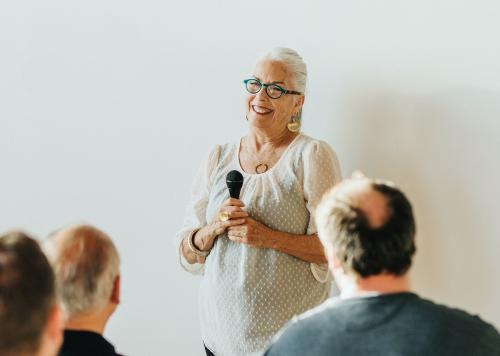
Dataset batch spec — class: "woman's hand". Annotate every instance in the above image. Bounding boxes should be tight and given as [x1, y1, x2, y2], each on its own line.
[183, 198, 248, 264]
[211, 198, 248, 237]
[227, 219, 327, 263]
[227, 217, 276, 249]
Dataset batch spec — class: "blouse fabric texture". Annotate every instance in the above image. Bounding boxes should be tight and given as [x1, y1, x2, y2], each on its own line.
[176, 133, 342, 356]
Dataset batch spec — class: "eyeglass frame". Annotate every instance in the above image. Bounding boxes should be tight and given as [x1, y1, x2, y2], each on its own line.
[243, 78, 302, 99]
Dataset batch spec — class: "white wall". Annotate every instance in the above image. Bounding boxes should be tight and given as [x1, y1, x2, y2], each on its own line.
[1, 1, 499, 355]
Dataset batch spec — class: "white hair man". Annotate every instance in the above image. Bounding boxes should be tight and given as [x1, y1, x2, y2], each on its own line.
[45, 224, 123, 356]
[264, 174, 500, 356]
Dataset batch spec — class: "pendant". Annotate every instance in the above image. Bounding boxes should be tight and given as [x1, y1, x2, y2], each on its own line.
[255, 163, 269, 174]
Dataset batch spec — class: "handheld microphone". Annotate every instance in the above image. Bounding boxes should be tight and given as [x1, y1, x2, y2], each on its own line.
[226, 170, 244, 199]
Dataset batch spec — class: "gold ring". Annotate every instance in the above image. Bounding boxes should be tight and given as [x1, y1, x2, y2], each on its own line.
[219, 211, 230, 222]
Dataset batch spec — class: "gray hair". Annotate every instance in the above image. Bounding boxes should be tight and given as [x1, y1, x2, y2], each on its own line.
[316, 179, 416, 278]
[45, 224, 120, 318]
[260, 47, 307, 123]
[261, 47, 307, 93]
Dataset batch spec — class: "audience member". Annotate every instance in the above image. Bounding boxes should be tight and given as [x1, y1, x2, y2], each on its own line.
[45, 224, 123, 356]
[0, 231, 63, 356]
[264, 175, 500, 356]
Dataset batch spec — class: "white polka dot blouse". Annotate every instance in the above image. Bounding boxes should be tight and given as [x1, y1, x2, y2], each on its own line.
[175, 133, 342, 356]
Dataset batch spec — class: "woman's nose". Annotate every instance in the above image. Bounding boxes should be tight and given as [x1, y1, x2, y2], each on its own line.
[255, 86, 268, 101]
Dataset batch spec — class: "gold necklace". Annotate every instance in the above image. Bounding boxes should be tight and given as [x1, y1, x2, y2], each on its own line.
[255, 163, 269, 174]
[244, 135, 292, 174]
[253, 148, 276, 174]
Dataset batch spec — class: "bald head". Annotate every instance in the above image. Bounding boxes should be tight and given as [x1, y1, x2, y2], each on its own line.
[333, 178, 392, 229]
[316, 176, 416, 278]
[45, 225, 120, 318]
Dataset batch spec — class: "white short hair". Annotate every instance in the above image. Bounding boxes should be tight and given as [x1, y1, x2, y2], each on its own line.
[45, 224, 120, 318]
[259, 47, 307, 123]
[261, 47, 307, 93]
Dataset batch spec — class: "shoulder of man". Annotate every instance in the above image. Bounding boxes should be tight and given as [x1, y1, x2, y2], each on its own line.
[410, 295, 500, 351]
[264, 298, 343, 355]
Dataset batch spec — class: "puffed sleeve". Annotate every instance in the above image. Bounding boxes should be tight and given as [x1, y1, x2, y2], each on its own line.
[303, 140, 342, 282]
[174, 145, 221, 275]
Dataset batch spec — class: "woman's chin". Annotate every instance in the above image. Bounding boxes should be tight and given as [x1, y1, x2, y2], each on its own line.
[248, 113, 273, 126]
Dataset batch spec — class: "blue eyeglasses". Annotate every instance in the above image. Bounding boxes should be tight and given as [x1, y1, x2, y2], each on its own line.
[243, 78, 302, 99]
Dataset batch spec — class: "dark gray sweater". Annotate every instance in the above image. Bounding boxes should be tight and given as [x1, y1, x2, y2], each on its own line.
[264, 292, 500, 356]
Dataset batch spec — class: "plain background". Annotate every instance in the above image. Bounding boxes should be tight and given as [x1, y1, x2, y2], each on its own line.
[1, 1, 499, 355]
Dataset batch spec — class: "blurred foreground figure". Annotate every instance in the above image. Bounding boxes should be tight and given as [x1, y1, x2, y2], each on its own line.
[0, 231, 63, 356]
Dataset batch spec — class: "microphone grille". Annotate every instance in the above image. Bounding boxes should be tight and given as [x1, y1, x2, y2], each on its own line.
[226, 170, 244, 182]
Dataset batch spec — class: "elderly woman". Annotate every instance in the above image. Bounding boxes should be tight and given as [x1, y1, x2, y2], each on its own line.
[176, 48, 341, 356]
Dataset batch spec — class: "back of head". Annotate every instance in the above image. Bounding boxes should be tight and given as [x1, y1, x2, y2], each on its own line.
[0, 231, 56, 356]
[45, 224, 120, 318]
[317, 177, 416, 277]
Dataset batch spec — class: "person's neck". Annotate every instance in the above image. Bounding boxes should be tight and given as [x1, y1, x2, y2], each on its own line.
[247, 128, 297, 150]
[35, 342, 59, 356]
[35, 336, 61, 356]
[65, 310, 111, 335]
[337, 271, 411, 299]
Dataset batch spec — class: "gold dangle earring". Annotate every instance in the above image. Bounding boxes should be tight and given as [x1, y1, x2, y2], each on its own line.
[287, 110, 301, 133]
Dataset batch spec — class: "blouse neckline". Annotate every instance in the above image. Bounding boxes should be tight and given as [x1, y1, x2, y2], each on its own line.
[235, 133, 303, 177]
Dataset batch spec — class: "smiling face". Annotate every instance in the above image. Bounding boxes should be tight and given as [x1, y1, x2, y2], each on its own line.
[245, 58, 304, 133]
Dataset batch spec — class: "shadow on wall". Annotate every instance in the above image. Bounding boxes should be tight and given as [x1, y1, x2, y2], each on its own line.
[332, 88, 500, 326]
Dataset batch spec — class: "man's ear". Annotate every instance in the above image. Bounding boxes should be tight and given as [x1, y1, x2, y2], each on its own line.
[331, 253, 342, 269]
[326, 246, 341, 273]
[110, 275, 120, 305]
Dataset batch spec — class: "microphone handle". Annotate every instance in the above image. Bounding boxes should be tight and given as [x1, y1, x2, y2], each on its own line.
[228, 186, 242, 199]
